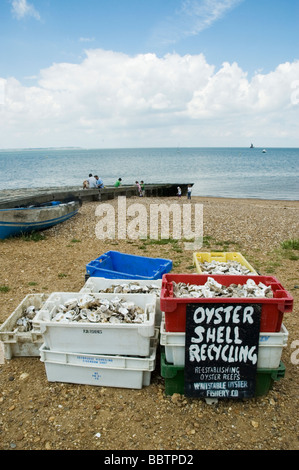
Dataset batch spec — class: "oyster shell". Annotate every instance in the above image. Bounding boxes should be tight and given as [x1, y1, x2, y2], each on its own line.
[100, 282, 160, 296]
[172, 278, 273, 299]
[50, 295, 148, 324]
[199, 260, 254, 275]
[14, 305, 41, 332]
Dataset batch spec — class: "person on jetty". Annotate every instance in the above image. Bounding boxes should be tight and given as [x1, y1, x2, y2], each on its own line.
[135, 181, 142, 196]
[87, 174, 97, 188]
[95, 175, 104, 188]
[114, 178, 122, 187]
[177, 186, 182, 198]
[140, 180, 145, 197]
[187, 184, 192, 200]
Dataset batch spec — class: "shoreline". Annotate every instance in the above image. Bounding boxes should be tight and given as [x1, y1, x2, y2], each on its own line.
[0, 186, 298, 203]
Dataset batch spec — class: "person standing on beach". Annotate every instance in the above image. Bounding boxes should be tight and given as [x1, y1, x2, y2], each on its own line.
[114, 178, 122, 187]
[140, 180, 145, 197]
[135, 181, 142, 196]
[177, 186, 182, 198]
[187, 185, 192, 200]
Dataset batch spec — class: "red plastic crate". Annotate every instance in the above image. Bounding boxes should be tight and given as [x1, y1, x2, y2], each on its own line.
[160, 274, 293, 333]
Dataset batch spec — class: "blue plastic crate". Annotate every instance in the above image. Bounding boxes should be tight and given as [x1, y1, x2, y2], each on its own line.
[86, 251, 172, 280]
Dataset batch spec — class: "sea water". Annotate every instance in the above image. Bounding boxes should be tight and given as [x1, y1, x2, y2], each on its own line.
[0, 147, 298, 200]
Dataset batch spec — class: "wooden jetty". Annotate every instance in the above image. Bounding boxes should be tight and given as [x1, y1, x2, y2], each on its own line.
[0, 183, 193, 209]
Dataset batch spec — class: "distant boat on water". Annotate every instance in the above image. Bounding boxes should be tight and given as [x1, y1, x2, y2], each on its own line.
[262, 149, 267, 153]
[250, 143, 254, 148]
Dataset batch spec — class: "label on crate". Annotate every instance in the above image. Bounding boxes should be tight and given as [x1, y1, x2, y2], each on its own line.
[184, 303, 261, 399]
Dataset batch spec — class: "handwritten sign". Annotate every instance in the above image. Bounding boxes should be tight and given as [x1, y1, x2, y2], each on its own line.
[184, 303, 261, 399]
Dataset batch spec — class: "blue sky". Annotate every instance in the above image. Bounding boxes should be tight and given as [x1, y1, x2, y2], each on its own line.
[0, 0, 298, 148]
[2, 0, 298, 81]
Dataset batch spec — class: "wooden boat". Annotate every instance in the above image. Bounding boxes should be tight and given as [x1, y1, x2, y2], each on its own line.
[0, 199, 81, 239]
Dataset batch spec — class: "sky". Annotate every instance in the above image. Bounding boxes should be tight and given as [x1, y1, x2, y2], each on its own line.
[0, 0, 298, 149]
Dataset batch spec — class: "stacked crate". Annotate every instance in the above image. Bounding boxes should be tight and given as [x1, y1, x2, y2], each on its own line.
[159, 253, 293, 398]
[80, 277, 163, 327]
[33, 291, 159, 390]
[0, 294, 49, 360]
[1, 251, 171, 389]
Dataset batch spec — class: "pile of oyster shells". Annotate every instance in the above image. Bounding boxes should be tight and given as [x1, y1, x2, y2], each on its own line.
[99, 282, 161, 296]
[15, 305, 39, 332]
[199, 260, 254, 275]
[172, 277, 273, 299]
[51, 294, 148, 324]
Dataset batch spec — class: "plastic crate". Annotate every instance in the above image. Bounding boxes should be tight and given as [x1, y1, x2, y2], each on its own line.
[40, 333, 158, 389]
[160, 274, 293, 333]
[193, 252, 258, 274]
[254, 362, 286, 397]
[160, 321, 289, 369]
[86, 251, 172, 280]
[0, 294, 49, 359]
[160, 351, 286, 397]
[33, 292, 156, 356]
[80, 277, 162, 327]
[258, 324, 289, 368]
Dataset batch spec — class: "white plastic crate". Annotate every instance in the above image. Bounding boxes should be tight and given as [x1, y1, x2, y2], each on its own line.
[33, 292, 156, 356]
[80, 277, 162, 326]
[160, 321, 289, 369]
[258, 325, 289, 368]
[40, 333, 158, 389]
[0, 294, 49, 359]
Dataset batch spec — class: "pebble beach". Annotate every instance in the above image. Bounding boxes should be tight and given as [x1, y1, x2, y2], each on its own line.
[0, 195, 298, 451]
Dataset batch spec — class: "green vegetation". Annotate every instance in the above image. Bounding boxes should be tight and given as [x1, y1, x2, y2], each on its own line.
[281, 238, 299, 250]
[280, 238, 299, 261]
[21, 231, 46, 242]
[255, 238, 299, 275]
[144, 238, 179, 246]
[0, 285, 10, 293]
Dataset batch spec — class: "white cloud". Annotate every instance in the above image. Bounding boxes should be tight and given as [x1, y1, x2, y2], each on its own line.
[152, 0, 243, 45]
[79, 37, 95, 43]
[11, 0, 40, 21]
[0, 79, 5, 105]
[0, 50, 298, 148]
[181, 0, 243, 34]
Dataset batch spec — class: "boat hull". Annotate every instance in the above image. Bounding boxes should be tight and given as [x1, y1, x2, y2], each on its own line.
[0, 200, 80, 239]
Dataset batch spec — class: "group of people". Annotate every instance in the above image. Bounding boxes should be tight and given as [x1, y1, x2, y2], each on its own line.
[135, 180, 145, 197]
[115, 178, 145, 196]
[83, 174, 104, 189]
[177, 185, 192, 200]
[83, 175, 192, 199]
[83, 174, 145, 196]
